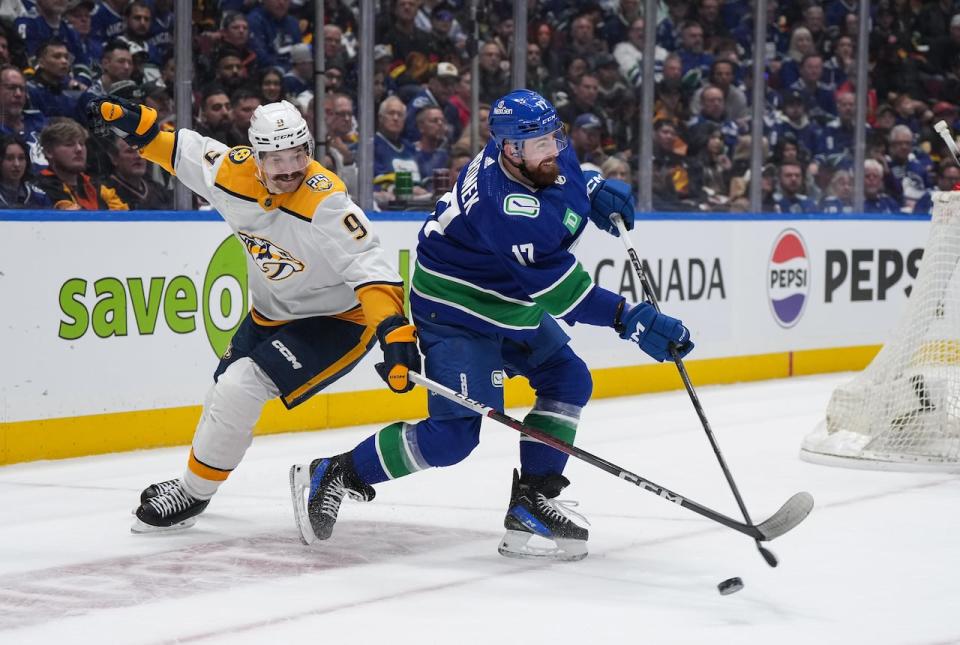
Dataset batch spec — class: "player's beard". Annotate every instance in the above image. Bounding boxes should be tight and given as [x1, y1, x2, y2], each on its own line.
[524, 157, 559, 187]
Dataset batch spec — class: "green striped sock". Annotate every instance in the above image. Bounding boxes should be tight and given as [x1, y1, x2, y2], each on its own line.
[520, 411, 578, 475]
[375, 422, 429, 479]
[522, 412, 578, 445]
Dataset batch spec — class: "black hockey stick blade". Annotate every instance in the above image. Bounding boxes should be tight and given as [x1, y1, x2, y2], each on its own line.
[755, 492, 815, 541]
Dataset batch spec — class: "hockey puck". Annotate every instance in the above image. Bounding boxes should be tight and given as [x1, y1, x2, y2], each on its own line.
[717, 577, 744, 595]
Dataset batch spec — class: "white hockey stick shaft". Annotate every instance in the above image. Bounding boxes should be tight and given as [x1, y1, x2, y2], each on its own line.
[934, 120, 960, 167]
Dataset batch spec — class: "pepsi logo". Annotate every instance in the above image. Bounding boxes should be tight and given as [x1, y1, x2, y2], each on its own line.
[768, 229, 809, 328]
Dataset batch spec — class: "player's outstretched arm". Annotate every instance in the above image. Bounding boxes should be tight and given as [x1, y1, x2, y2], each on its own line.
[86, 95, 178, 176]
[615, 300, 694, 362]
[86, 96, 160, 149]
[87, 95, 227, 203]
[585, 172, 636, 237]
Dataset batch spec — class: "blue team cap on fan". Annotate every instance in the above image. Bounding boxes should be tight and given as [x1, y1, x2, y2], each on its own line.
[573, 113, 602, 131]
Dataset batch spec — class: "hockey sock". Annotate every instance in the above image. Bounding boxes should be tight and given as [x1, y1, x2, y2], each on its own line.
[351, 421, 432, 484]
[520, 399, 581, 477]
[182, 449, 231, 499]
[181, 358, 278, 500]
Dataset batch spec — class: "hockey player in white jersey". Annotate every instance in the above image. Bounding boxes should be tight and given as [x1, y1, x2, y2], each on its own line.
[86, 96, 420, 532]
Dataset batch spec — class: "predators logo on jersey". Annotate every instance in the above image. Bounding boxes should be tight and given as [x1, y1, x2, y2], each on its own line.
[237, 231, 305, 280]
[229, 148, 253, 164]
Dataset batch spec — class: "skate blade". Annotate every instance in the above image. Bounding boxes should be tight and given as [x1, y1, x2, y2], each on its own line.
[130, 516, 198, 534]
[498, 529, 588, 562]
[289, 464, 318, 546]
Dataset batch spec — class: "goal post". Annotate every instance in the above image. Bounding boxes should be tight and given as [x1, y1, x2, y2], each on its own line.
[801, 191, 960, 472]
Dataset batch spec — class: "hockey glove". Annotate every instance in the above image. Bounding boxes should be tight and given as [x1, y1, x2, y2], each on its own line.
[617, 302, 694, 362]
[85, 95, 160, 148]
[586, 176, 635, 237]
[374, 315, 421, 393]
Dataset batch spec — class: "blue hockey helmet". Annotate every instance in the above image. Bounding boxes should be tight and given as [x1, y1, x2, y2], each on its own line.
[488, 90, 567, 160]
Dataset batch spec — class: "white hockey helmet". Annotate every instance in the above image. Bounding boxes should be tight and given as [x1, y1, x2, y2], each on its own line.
[248, 100, 314, 192]
[248, 100, 314, 156]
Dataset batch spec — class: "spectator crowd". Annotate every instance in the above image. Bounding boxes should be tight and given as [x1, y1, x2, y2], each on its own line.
[1, 0, 959, 214]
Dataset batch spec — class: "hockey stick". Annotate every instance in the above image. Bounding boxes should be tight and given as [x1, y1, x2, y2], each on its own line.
[934, 120, 960, 167]
[611, 214, 810, 567]
[408, 370, 814, 542]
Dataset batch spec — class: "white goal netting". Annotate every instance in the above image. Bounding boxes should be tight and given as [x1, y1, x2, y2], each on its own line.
[801, 191, 960, 472]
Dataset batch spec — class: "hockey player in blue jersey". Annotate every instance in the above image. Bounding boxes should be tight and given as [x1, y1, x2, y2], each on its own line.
[290, 90, 695, 560]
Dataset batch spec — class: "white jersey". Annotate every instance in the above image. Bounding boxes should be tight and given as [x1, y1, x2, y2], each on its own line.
[160, 129, 402, 324]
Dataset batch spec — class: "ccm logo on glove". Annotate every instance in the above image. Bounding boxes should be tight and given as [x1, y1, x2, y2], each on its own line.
[618, 302, 694, 362]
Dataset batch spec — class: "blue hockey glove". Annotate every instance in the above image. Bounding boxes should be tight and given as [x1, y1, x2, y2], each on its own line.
[587, 176, 635, 237]
[617, 302, 694, 362]
[374, 315, 421, 393]
[85, 95, 160, 148]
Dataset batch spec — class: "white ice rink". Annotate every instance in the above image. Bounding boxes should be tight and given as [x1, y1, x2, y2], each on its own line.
[1, 372, 958, 645]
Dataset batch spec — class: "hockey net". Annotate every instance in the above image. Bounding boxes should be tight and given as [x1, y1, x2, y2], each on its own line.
[801, 191, 960, 472]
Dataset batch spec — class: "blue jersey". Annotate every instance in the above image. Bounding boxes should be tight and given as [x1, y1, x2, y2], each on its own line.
[0, 109, 48, 172]
[410, 140, 622, 340]
[913, 192, 933, 215]
[864, 194, 902, 214]
[774, 193, 818, 214]
[283, 71, 310, 97]
[820, 196, 854, 214]
[414, 146, 450, 184]
[27, 77, 80, 119]
[90, 2, 125, 43]
[14, 15, 83, 60]
[246, 6, 301, 70]
[148, 8, 174, 64]
[816, 118, 856, 160]
[373, 132, 420, 185]
[74, 34, 104, 69]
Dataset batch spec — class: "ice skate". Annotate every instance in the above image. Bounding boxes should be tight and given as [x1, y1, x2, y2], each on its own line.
[131, 479, 209, 533]
[139, 478, 180, 505]
[130, 478, 180, 515]
[499, 469, 589, 562]
[289, 454, 375, 545]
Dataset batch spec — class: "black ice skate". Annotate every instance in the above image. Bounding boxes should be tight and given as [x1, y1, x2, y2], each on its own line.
[139, 478, 180, 505]
[289, 454, 375, 545]
[131, 479, 209, 533]
[499, 468, 589, 561]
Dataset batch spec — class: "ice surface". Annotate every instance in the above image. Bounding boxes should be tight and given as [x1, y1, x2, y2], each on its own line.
[1, 373, 958, 644]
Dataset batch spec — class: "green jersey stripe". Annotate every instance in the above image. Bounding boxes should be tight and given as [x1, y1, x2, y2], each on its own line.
[411, 287, 541, 330]
[416, 263, 534, 305]
[413, 265, 545, 329]
[530, 263, 594, 316]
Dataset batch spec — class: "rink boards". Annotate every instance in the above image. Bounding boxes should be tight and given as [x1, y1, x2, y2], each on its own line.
[0, 210, 931, 464]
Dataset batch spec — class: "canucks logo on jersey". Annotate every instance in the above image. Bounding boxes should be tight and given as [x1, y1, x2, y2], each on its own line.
[237, 231, 305, 280]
